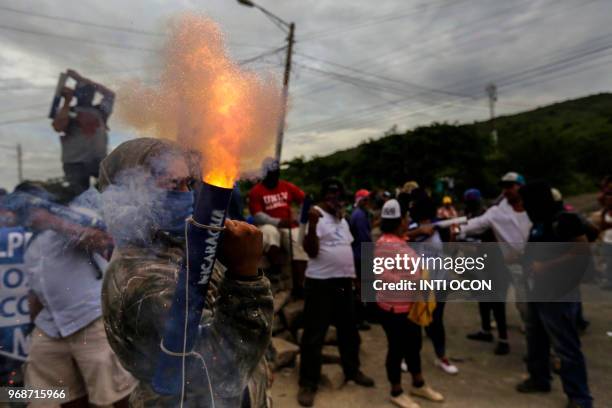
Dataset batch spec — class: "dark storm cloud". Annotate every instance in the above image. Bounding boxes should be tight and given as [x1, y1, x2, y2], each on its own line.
[1, 0, 611, 188]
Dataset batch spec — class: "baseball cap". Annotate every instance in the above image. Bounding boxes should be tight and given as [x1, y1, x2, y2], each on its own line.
[354, 189, 370, 206]
[381, 199, 402, 219]
[463, 188, 481, 201]
[499, 171, 526, 186]
[442, 196, 452, 205]
[320, 178, 344, 197]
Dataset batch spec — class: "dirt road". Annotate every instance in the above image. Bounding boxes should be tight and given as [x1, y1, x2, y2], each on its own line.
[271, 284, 612, 408]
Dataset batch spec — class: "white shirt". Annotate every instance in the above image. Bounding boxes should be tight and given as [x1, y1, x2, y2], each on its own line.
[305, 206, 356, 279]
[460, 198, 532, 254]
[25, 230, 103, 338]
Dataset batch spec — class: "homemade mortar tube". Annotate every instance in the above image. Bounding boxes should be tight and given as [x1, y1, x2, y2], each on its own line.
[152, 182, 233, 395]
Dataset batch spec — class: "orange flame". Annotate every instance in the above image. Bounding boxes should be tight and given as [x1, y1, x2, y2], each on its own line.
[117, 13, 282, 188]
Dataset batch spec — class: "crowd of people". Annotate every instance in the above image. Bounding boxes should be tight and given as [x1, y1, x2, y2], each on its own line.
[248, 161, 610, 408]
[0, 71, 610, 408]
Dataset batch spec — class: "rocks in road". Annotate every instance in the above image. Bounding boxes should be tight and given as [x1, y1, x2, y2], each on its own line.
[271, 336, 300, 369]
[273, 290, 291, 314]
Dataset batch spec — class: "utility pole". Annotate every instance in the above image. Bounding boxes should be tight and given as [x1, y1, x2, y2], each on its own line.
[276, 22, 295, 161]
[16, 143, 23, 183]
[486, 83, 498, 146]
[236, 0, 294, 161]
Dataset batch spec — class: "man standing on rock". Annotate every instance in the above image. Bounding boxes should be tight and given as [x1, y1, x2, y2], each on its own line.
[51, 70, 114, 194]
[297, 179, 374, 407]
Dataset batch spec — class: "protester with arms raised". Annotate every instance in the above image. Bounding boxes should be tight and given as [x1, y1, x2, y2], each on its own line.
[459, 172, 532, 354]
[297, 179, 374, 407]
[52, 70, 114, 194]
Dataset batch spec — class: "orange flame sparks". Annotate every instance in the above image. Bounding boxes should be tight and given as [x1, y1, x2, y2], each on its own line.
[117, 13, 283, 188]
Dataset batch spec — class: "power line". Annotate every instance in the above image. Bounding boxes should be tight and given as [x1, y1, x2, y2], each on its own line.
[299, 0, 468, 42]
[292, 0, 546, 96]
[290, 43, 612, 135]
[299, 2, 432, 41]
[294, 52, 475, 100]
[0, 116, 47, 126]
[239, 46, 288, 65]
[0, 24, 157, 52]
[450, 33, 612, 96]
[0, 5, 269, 49]
[292, 1, 608, 125]
[0, 5, 164, 37]
[0, 102, 49, 115]
[503, 56, 612, 92]
[292, 58, 530, 111]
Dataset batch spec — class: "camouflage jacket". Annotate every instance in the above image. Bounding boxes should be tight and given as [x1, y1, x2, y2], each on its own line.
[102, 233, 273, 408]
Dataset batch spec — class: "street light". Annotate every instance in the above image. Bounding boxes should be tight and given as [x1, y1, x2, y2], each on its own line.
[237, 0, 295, 161]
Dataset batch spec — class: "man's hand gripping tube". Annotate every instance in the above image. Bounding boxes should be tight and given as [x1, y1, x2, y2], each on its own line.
[151, 182, 233, 395]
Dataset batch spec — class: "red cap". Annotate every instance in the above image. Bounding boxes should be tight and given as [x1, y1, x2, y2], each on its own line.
[354, 189, 370, 205]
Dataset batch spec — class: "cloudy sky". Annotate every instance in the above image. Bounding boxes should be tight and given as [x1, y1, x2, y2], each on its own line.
[1, 0, 611, 189]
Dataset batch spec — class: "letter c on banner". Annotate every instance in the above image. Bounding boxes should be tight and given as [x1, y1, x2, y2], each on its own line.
[1, 296, 17, 318]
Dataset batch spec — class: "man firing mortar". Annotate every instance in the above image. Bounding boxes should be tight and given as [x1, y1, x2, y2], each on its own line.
[100, 138, 273, 407]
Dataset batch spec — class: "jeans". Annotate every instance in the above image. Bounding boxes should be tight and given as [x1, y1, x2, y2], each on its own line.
[479, 301, 508, 339]
[424, 301, 446, 358]
[299, 278, 361, 389]
[379, 309, 422, 384]
[525, 302, 592, 407]
[63, 160, 101, 194]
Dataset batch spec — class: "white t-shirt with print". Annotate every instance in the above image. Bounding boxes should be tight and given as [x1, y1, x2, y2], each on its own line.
[305, 206, 356, 279]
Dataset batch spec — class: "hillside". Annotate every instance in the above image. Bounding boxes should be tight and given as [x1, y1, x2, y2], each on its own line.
[282, 93, 612, 198]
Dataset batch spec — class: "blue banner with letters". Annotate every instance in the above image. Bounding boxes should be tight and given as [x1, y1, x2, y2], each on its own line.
[0, 227, 33, 373]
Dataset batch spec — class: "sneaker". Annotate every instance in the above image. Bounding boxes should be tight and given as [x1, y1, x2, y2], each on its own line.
[466, 330, 494, 342]
[577, 320, 590, 335]
[297, 386, 316, 407]
[346, 371, 375, 387]
[400, 361, 408, 372]
[390, 393, 421, 408]
[411, 385, 444, 402]
[515, 378, 551, 393]
[494, 341, 510, 355]
[435, 357, 458, 375]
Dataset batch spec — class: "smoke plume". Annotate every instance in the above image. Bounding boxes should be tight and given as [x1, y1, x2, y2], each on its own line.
[117, 13, 283, 187]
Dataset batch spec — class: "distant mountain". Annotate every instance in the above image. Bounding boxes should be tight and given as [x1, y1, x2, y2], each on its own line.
[282, 93, 612, 199]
